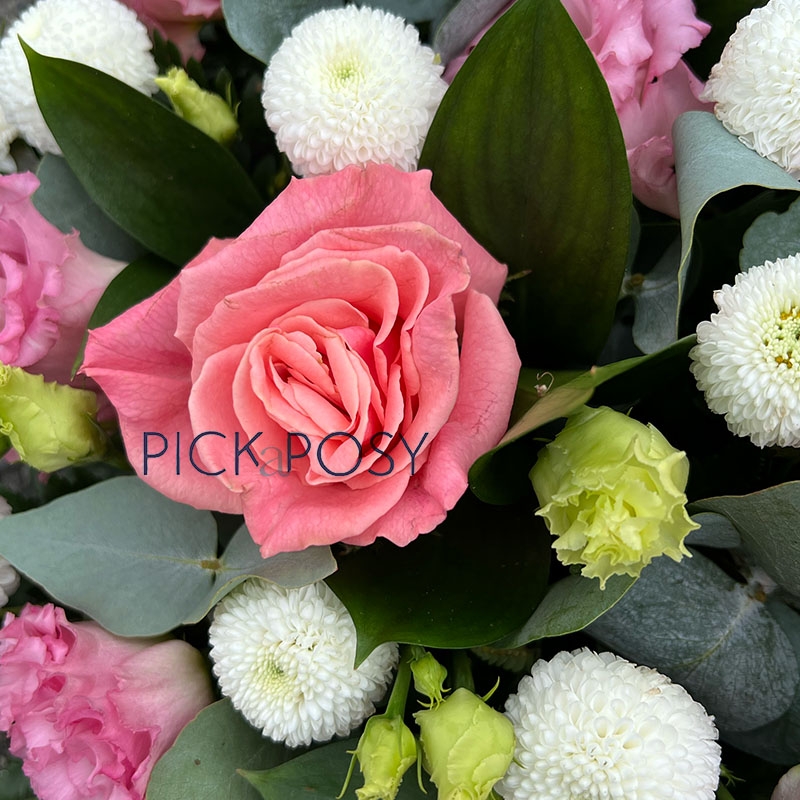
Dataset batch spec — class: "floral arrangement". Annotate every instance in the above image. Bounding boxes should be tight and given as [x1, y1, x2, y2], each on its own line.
[2, 0, 800, 798]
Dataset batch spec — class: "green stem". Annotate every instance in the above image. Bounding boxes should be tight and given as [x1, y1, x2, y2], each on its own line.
[451, 650, 475, 692]
[716, 784, 735, 800]
[386, 647, 413, 718]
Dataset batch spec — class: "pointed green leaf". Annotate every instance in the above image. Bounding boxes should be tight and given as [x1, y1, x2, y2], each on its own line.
[420, 0, 631, 365]
[589, 549, 800, 733]
[147, 700, 290, 800]
[221, 0, 342, 64]
[692, 482, 800, 596]
[494, 573, 636, 648]
[23, 44, 263, 265]
[326, 495, 551, 665]
[672, 112, 800, 335]
[740, 195, 800, 270]
[469, 336, 695, 503]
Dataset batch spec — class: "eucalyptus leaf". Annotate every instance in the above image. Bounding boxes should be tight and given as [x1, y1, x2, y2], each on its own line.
[24, 45, 263, 265]
[221, 0, 342, 64]
[327, 496, 551, 665]
[588, 549, 800, 733]
[377, 0, 457, 24]
[469, 336, 695, 504]
[240, 737, 431, 800]
[672, 112, 800, 332]
[420, 0, 631, 366]
[0, 477, 335, 636]
[685, 512, 742, 549]
[740, 195, 800, 270]
[494, 572, 635, 648]
[146, 699, 290, 800]
[432, 0, 511, 62]
[34, 155, 147, 262]
[0, 751, 33, 800]
[692, 482, 800, 596]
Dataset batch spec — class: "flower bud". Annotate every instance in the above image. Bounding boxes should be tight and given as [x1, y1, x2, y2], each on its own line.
[415, 688, 514, 800]
[531, 405, 698, 588]
[411, 650, 448, 708]
[155, 67, 238, 144]
[0, 365, 105, 471]
[354, 715, 417, 800]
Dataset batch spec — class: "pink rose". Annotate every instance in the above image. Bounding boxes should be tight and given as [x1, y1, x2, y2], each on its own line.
[83, 164, 520, 557]
[0, 604, 213, 800]
[120, 0, 222, 61]
[444, 0, 711, 217]
[0, 172, 125, 385]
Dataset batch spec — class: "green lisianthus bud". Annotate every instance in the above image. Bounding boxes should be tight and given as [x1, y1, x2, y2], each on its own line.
[155, 67, 238, 144]
[354, 715, 417, 800]
[411, 650, 448, 708]
[531, 405, 699, 588]
[0, 365, 105, 471]
[415, 688, 514, 800]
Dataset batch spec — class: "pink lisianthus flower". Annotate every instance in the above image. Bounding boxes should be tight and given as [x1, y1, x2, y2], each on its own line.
[0, 172, 125, 385]
[119, 0, 222, 61]
[444, 0, 711, 217]
[82, 163, 520, 558]
[0, 603, 214, 800]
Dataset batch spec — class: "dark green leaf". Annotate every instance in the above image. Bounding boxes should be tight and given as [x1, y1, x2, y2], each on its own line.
[469, 336, 695, 503]
[692, 482, 800, 596]
[0, 477, 335, 636]
[34, 155, 147, 262]
[24, 44, 263, 265]
[146, 699, 290, 800]
[240, 737, 431, 800]
[221, 0, 342, 64]
[327, 495, 551, 665]
[420, 0, 631, 365]
[0, 750, 33, 800]
[494, 573, 635, 648]
[589, 549, 800, 733]
[740, 195, 800, 270]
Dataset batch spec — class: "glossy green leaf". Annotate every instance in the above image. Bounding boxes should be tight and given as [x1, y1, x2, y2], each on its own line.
[692, 482, 800, 596]
[672, 112, 800, 334]
[420, 0, 631, 365]
[146, 700, 290, 800]
[494, 573, 635, 648]
[432, 0, 510, 62]
[222, 0, 342, 64]
[72, 254, 176, 375]
[589, 549, 800, 733]
[0, 477, 335, 636]
[34, 155, 146, 262]
[469, 336, 695, 503]
[241, 737, 431, 800]
[24, 44, 263, 265]
[740, 195, 800, 270]
[327, 495, 551, 665]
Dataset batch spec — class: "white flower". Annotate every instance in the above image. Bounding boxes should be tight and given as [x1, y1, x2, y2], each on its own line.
[690, 254, 800, 448]
[209, 578, 398, 748]
[261, 5, 447, 176]
[0, 104, 17, 174]
[701, 0, 800, 175]
[0, 497, 18, 606]
[0, 0, 158, 155]
[498, 649, 721, 800]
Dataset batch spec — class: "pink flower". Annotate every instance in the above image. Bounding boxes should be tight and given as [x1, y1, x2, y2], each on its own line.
[0, 604, 214, 800]
[444, 0, 711, 217]
[83, 164, 520, 557]
[119, 0, 221, 62]
[0, 172, 125, 384]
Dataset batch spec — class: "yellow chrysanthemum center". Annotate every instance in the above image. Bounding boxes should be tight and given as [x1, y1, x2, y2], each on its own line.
[763, 307, 800, 374]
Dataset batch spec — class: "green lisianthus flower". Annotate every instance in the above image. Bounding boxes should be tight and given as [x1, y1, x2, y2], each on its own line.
[354, 715, 417, 800]
[531, 405, 698, 587]
[0, 364, 105, 471]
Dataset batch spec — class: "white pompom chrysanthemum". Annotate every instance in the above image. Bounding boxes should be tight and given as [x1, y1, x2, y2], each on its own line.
[262, 6, 447, 176]
[498, 649, 721, 800]
[0, 104, 17, 174]
[0, 0, 157, 155]
[690, 254, 800, 448]
[209, 579, 398, 748]
[701, 0, 800, 175]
